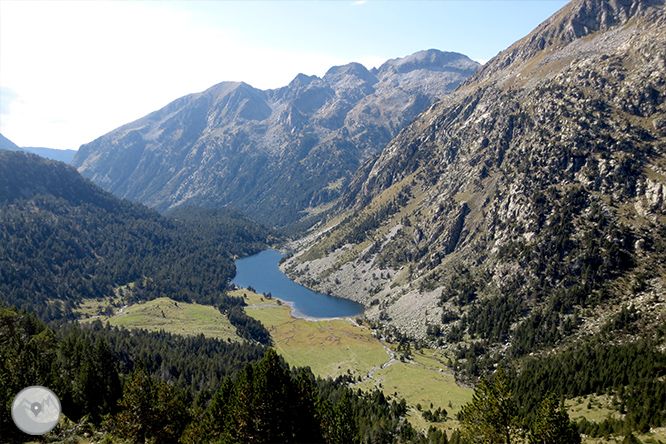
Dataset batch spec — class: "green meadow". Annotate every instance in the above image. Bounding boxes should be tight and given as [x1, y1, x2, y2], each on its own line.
[82, 289, 473, 427]
[78, 296, 241, 341]
[234, 288, 474, 431]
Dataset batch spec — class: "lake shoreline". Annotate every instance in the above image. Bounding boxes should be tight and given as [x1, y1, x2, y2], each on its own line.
[232, 249, 365, 319]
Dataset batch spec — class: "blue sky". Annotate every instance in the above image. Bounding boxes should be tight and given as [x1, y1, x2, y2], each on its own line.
[0, 0, 569, 151]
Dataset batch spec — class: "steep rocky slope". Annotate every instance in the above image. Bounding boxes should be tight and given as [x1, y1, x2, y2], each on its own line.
[282, 0, 666, 357]
[71, 50, 479, 226]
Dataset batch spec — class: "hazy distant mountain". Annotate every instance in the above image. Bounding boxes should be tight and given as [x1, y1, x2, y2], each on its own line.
[0, 133, 21, 151]
[283, 0, 666, 353]
[72, 49, 480, 226]
[22, 146, 76, 163]
[0, 133, 76, 163]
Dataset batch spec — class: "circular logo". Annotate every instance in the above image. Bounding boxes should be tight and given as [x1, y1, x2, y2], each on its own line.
[11, 386, 61, 435]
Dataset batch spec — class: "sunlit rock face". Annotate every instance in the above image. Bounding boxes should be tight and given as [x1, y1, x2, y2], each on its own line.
[283, 0, 666, 347]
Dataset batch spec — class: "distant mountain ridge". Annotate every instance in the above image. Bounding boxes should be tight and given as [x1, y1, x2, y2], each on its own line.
[0, 133, 76, 163]
[71, 49, 480, 226]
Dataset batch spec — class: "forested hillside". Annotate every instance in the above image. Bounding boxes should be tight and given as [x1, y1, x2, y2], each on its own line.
[0, 150, 274, 321]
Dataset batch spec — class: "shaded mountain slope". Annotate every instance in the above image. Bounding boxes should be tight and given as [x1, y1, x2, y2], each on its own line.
[282, 0, 666, 358]
[71, 50, 479, 226]
[0, 133, 21, 151]
[0, 150, 273, 321]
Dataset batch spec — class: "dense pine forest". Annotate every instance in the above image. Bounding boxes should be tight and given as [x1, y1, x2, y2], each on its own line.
[0, 305, 445, 443]
[0, 151, 275, 321]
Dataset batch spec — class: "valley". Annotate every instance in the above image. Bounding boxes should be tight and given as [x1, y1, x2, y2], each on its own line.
[2, 0, 666, 442]
[79, 289, 473, 416]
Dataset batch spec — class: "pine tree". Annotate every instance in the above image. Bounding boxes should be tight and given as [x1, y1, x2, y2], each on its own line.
[115, 363, 156, 444]
[458, 368, 522, 444]
[114, 362, 189, 443]
[253, 349, 293, 442]
[529, 393, 581, 444]
[330, 389, 359, 444]
[225, 362, 256, 443]
[292, 368, 325, 443]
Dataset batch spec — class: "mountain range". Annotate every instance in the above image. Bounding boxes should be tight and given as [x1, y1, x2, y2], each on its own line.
[0, 133, 77, 163]
[281, 0, 666, 359]
[71, 49, 480, 226]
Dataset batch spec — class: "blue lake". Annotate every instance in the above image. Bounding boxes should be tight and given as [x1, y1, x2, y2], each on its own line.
[231, 249, 365, 319]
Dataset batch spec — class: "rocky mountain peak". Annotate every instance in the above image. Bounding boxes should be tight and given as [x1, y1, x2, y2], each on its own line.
[283, 0, 666, 357]
[72, 49, 479, 226]
[378, 49, 477, 75]
[323, 62, 379, 99]
[471, 0, 665, 84]
[324, 62, 378, 84]
[289, 73, 321, 89]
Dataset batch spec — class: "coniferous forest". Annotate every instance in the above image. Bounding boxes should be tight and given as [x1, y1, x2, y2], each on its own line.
[0, 151, 274, 321]
[0, 305, 444, 443]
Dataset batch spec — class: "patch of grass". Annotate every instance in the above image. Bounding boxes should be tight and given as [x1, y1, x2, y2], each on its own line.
[273, 319, 389, 378]
[80, 297, 241, 341]
[565, 394, 623, 423]
[74, 295, 123, 318]
[243, 298, 388, 378]
[354, 360, 472, 416]
[239, 291, 474, 417]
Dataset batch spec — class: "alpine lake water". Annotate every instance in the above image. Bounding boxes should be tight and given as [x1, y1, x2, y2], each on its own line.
[231, 249, 365, 319]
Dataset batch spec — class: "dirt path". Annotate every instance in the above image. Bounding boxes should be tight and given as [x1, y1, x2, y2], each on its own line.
[346, 318, 457, 385]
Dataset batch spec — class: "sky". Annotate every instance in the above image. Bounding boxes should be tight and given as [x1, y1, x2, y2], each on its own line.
[0, 0, 570, 151]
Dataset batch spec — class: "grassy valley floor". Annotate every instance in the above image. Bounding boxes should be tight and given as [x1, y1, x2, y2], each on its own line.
[76, 292, 666, 443]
